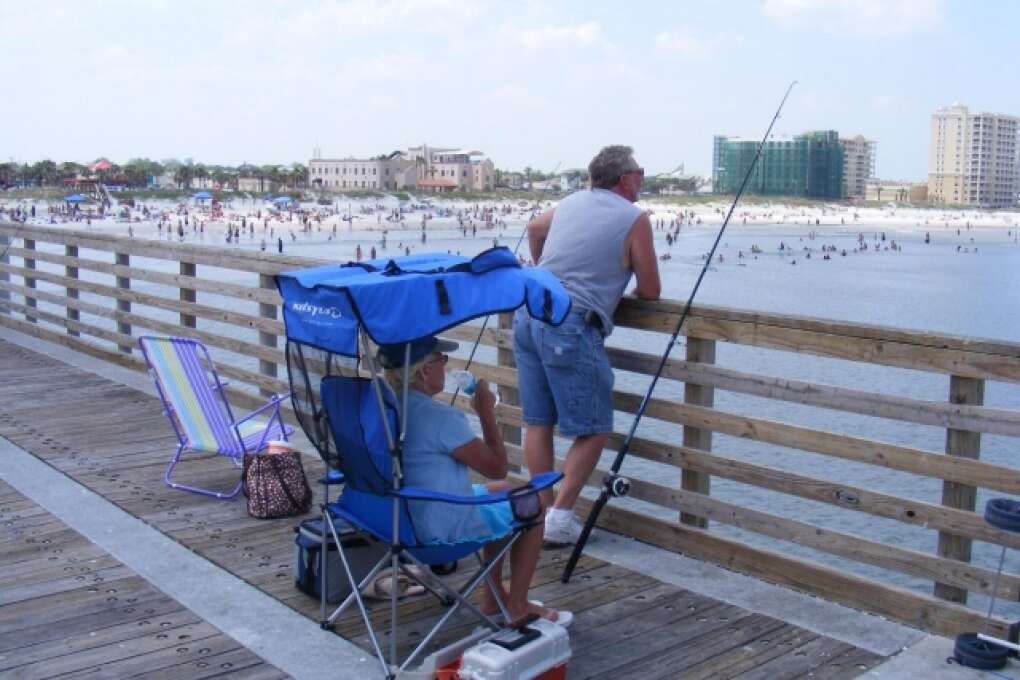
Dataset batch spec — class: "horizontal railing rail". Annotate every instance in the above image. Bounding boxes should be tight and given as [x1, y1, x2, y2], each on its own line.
[3, 222, 1019, 639]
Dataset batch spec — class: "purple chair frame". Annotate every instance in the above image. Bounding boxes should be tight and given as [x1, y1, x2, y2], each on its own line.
[139, 336, 293, 499]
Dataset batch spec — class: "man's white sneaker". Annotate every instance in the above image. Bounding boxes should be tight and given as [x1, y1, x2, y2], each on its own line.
[543, 513, 596, 546]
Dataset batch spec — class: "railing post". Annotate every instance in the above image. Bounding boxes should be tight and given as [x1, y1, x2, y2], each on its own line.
[680, 336, 715, 528]
[180, 261, 197, 329]
[66, 245, 79, 336]
[0, 232, 9, 314]
[258, 273, 278, 398]
[497, 312, 521, 471]
[24, 238, 36, 323]
[115, 252, 131, 353]
[934, 375, 984, 604]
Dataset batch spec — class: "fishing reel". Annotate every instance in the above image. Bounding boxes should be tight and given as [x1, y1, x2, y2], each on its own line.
[603, 473, 631, 498]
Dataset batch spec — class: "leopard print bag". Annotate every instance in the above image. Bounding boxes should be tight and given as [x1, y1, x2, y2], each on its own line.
[242, 450, 312, 519]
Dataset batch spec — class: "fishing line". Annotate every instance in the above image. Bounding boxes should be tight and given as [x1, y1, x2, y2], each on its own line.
[449, 208, 533, 405]
[562, 80, 798, 583]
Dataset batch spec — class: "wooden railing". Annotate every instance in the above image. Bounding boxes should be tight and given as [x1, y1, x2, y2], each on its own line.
[3, 223, 1020, 639]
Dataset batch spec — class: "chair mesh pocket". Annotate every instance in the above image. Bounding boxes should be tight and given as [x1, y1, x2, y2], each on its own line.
[509, 484, 542, 522]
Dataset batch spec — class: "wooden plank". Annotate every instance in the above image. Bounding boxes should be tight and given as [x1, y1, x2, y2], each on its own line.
[681, 624, 819, 680]
[615, 297, 1020, 381]
[0, 260, 285, 337]
[258, 273, 279, 398]
[65, 244, 80, 337]
[613, 395, 1020, 494]
[681, 337, 714, 528]
[504, 445, 1020, 601]
[615, 613, 789, 680]
[3, 245, 281, 305]
[496, 312, 521, 460]
[581, 496, 1012, 639]
[576, 602, 743, 679]
[730, 634, 855, 680]
[180, 261, 197, 329]
[0, 223, 319, 276]
[0, 485, 286, 679]
[935, 375, 984, 604]
[803, 645, 885, 679]
[608, 346, 1020, 437]
[22, 237, 36, 323]
[658, 443, 1020, 551]
[115, 251, 132, 353]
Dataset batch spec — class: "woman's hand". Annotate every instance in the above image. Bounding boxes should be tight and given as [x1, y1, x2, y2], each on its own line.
[471, 378, 496, 414]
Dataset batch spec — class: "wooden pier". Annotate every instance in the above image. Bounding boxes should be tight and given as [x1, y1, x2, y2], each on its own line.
[0, 475, 288, 679]
[0, 338, 882, 678]
[2, 222, 1020, 675]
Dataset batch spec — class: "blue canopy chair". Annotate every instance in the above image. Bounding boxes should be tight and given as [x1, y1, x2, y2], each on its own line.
[277, 247, 571, 677]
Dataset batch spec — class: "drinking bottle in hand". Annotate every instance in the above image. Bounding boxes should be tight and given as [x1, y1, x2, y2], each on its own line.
[453, 370, 476, 395]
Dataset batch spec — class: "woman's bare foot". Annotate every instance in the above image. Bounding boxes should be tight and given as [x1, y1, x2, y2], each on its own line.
[505, 601, 560, 627]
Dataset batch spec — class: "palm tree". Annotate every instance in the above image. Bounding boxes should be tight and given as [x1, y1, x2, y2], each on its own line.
[290, 162, 308, 189]
[260, 165, 280, 193]
[173, 165, 193, 190]
[30, 160, 58, 186]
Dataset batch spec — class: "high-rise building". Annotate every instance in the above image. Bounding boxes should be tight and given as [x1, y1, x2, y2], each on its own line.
[839, 135, 877, 200]
[928, 104, 1020, 208]
[712, 130, 844, 199]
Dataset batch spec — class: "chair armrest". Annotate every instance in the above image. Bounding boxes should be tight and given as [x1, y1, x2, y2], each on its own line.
[528, 471, 562, 492]
[397, 471, 562, 505]
[235, 393, 292, 425]
[396, 487, 508, 505]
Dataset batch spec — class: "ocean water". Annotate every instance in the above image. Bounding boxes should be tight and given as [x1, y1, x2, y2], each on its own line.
[14, 213, 1020, 613]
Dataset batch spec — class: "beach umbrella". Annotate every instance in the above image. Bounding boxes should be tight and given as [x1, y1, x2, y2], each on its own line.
[64, 194, 87, 203]
[192, 191, 213, 200]
[273, 196, 294, 206]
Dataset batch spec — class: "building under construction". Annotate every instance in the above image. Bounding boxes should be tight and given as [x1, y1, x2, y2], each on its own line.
[712, 130, 844, 199]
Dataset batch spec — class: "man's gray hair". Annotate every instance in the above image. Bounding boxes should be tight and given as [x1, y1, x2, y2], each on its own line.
[588, 145, 638, 190]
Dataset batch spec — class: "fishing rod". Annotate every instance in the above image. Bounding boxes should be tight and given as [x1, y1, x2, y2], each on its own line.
[562, 80, 798, 583]
[449, 209, 533, 405]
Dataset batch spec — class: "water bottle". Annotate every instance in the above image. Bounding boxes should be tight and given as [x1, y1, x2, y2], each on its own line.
[452, 369, 476, 395]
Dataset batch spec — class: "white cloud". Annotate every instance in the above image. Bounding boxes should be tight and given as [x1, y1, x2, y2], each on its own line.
[225, 0, 484, 48]
[762, 0, 945, 37]
[499, 21, 603, 50]
[654, 29, 740, 58]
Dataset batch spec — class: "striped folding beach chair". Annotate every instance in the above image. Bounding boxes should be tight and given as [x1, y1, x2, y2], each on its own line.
[139, 336, 293, 499]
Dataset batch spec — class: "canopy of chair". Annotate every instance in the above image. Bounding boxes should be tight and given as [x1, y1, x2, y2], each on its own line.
[276, 247, 572, 357]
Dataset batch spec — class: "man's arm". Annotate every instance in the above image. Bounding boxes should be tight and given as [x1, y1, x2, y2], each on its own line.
[527, 209, 555, 264]
[625, 213, 661, 300]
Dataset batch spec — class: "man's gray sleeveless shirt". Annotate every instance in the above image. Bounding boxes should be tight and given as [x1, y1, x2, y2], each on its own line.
[537, 188, 643, 335]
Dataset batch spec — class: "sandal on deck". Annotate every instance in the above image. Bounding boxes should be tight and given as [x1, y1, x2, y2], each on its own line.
[361, 569, 426, 600]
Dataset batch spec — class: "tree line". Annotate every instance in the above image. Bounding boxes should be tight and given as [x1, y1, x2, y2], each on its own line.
[0, 158, 310, 191]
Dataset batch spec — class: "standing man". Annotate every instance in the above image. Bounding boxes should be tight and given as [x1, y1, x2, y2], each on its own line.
[513, 145, 660, 545]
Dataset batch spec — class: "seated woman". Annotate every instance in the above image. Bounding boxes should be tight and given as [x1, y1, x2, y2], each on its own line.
[379, 336, 571, 628]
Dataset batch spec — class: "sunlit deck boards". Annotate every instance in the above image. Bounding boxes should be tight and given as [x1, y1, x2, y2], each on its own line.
[0, 480, 289, 679]
[0, 338, 884, 678]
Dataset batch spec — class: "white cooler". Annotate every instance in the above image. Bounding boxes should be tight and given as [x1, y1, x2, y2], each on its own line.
[457, 618, 570, 680]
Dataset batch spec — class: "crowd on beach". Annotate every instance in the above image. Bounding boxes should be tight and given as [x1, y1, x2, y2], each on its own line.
[1, 193, 1018, 271]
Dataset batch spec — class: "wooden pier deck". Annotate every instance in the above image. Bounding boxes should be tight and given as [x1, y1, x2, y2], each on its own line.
[0, 478, 289, 679]
[0, 338, 886, 679]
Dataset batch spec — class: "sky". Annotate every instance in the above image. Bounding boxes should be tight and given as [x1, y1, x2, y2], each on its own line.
[2, 0, 1018, 180]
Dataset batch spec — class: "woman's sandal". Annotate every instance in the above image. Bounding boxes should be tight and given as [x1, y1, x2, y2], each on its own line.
[361, 569, 426, 600]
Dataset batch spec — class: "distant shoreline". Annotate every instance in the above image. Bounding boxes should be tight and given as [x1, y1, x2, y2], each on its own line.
[2, 190, 1017, 235]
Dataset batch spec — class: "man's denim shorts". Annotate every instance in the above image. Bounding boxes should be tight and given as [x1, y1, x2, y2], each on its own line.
[512, 307, 614, 437]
